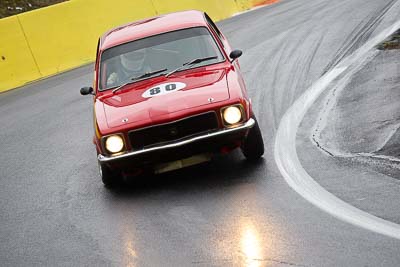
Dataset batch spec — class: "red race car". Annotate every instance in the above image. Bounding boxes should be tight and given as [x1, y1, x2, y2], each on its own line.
[80, 10, 264, 187]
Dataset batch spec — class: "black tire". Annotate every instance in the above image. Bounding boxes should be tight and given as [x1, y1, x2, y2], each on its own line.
[241, 117, 264, 160]
[98, 162, 120, 187]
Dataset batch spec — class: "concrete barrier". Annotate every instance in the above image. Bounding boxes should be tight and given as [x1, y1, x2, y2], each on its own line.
[152, 0, 238, 21]
[0, 16, 41, 91]
[0, 0, 271, 92]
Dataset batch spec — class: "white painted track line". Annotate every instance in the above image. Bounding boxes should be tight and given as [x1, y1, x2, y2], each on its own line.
[274, 20, 400, 239]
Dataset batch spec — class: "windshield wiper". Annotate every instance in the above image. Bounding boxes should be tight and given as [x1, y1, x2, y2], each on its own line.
[131, 68, 168, 82]
[112, 68, 167, 94]
[165, 56, 218, 77]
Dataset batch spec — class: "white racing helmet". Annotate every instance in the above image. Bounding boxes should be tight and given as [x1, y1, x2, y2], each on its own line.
[120, 49, 146, 72]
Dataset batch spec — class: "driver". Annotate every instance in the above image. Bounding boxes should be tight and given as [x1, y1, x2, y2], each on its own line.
[107, 48, 151, 87]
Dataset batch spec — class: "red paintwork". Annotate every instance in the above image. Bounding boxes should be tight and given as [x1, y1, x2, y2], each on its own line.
[91, 10, 253, 155]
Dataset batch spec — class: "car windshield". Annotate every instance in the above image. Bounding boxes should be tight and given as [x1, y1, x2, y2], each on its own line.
[99, 27, 225, 90]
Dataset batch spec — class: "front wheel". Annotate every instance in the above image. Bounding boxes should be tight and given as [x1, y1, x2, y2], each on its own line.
[98, 162, 120, 187]
[241, 117, 264, 160]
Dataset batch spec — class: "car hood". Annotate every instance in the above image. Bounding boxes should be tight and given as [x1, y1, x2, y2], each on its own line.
[100, 68, 230, 129]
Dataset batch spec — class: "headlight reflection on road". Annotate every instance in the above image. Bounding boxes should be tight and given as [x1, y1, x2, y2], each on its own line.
[124, 227, 138, 267]
[125, 240, 137, 267]
[240, 221, 262, 267]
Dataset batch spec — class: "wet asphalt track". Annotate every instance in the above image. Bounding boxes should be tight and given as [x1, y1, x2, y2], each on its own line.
[1, 0, 400, 266]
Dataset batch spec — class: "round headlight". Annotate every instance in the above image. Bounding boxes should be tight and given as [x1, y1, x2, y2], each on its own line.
[223, 106, 242, 125]
[105, 135, 124, 154]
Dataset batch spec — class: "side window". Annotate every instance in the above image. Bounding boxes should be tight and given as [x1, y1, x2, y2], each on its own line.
[204, 13, 224, 46]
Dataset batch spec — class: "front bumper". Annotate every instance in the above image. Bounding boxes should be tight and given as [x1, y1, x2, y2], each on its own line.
[98, 118, 255, 165]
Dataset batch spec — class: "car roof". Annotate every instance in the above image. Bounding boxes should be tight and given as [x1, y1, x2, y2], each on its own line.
[99, 10, 208, 51]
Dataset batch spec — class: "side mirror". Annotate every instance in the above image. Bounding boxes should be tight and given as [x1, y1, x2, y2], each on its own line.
[80, 86, 94, 95]
[229, 49, 242, 62]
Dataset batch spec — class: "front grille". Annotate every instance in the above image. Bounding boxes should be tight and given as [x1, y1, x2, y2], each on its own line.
[129, 112, 219, 150]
